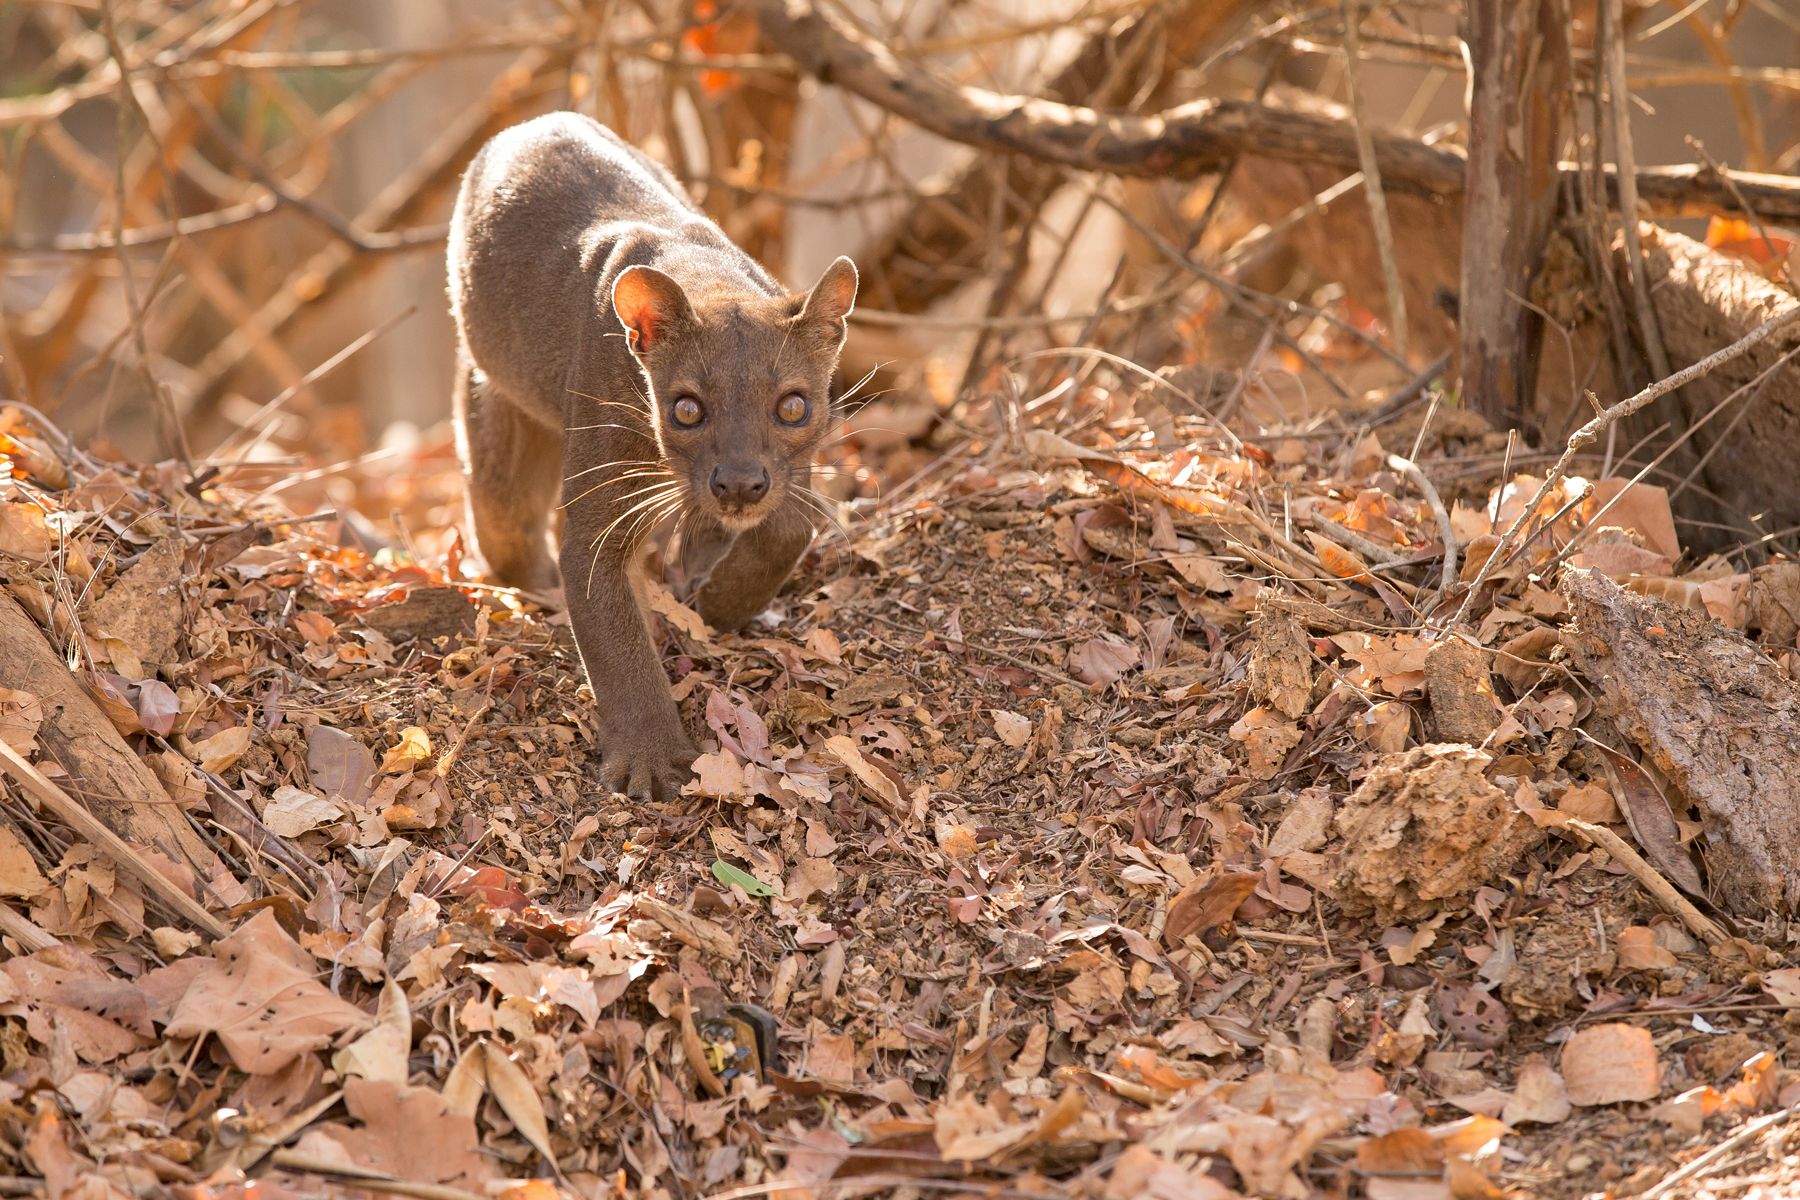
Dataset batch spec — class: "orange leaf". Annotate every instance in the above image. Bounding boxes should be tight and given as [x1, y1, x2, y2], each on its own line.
[1357, 1127, 1443, 1175]
[1306, 531, 1371, 580]
[1116, 1045, 1210, 1095]
[1706, 215, 1794, 266]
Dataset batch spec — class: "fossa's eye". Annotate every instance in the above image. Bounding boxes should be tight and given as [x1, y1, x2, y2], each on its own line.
[670, 396, 705, 428]
[775, 393, 809, 426]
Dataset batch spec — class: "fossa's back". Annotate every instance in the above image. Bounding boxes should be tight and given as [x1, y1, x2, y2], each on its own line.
[448, 112, 777, 433]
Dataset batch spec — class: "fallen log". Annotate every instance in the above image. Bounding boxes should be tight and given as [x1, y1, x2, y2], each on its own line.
[1630, 225, 1800, 548]
[753, 0, 1800, 226]
[1563, 568, 1800, 916]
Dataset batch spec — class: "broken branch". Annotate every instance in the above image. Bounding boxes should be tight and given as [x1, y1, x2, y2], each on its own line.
[753, 0, 1800, 224]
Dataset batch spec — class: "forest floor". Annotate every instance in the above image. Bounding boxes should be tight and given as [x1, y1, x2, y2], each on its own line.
[3, 348, 1800, 1200]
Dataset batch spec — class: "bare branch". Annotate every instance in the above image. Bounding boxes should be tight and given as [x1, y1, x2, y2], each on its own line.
[753, 0, 1800, 225]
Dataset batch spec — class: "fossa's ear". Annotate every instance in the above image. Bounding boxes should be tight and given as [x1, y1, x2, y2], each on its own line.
[613, 266, 693, 354]
[796, 256, 858, 344]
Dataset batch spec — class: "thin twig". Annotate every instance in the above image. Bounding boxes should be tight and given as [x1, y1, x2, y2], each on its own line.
[0, 739, 229, 940]
[1338, 0, 1409, 363]
[1603, 0, 1672, 379]
[1449, 305, 1800, 627]
[1642, 1103, 1800, 1198]
[1561, 818, 1727, 946]
[0, 902, 61, 953]
[1386, 453, 1456, 604]
[267, 1151, 486, 1200]
[98, 0, 195, 472]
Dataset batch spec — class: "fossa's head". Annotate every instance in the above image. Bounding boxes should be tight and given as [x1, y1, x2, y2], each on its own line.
[613, 257, 858, 532]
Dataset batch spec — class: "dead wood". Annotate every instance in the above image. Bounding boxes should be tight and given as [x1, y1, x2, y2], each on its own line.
[1563, 568, 1800, 916]
[1460, 0, 1572, 428]
[1627, 225, 1800, 548]
[753, 0, 1800, 225]
[855, 0, 1260, 315]
[0, 588, 226, 929]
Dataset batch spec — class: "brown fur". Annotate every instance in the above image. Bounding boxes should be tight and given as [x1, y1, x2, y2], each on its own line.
[448, 112, 856, 799]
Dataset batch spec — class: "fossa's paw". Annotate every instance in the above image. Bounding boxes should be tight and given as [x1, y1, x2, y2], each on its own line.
[599, 722, 700, 802]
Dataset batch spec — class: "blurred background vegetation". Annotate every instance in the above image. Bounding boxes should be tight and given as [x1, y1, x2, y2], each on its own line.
[0, 1, 1794, 541]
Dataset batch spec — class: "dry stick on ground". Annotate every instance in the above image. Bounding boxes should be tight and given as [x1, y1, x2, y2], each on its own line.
[266, 1151, 485, 1200]
[0, 586, 228, 886]
[1337, 0, 1407, 365]
[1385, 453, 1456, 604]
[0, 739, 229, 940]
[1561, 818, 1728, 946]
[1449, 304, 1800, 628]
[752, 0, 1800, 223]
[1642, 1103, 1800, 1198]
[0, 902, 61, 953]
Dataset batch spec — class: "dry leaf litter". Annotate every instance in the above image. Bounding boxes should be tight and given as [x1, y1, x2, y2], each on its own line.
[3, 364, 1800, 1200]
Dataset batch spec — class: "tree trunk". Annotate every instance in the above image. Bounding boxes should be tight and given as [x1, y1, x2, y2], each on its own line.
[1459, 0, 1573, 431]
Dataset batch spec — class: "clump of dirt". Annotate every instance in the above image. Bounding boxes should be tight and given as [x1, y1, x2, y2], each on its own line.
[1333, 743, 1543, 921]
[1503, 904, 1621, 1018]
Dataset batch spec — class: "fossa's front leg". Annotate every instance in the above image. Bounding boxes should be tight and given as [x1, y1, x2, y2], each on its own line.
[685, 499, 815, 632]
[559, 495, 698, 800]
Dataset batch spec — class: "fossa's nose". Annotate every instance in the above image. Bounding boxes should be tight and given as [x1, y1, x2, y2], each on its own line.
[711, 463, 770, 507]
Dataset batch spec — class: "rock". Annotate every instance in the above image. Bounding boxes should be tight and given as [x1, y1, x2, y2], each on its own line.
[1424, 635, 1502, 743]
[1332, 743, 1542, 923]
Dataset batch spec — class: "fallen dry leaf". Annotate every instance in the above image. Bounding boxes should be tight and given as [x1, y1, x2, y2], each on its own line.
[378, 725, 432, 773]
[991, 709, 1031, 748]
[482, 1040, 556, 1166]
[1068, 635, 1140, 687]
[0, 686, 44, 751]
[307, 725, 375, 806]
[333, 977, 410, 1084]
[190, 724, 252, 774]
[1561, 1024, 1661, 1106]
[1616, 926, 1678, 971]
[1502, 1057, 1570, 1126]
[824, 734, 904, 815]
[1761, 967, 1800, 1007]
[1164, 871, 1259, 946]
[0, 825, 48, 898]
[88, 538, 184, 665]
[165, 910, 372, 1074]
[297, 1076, 494, 1189]
[262, 785, 342, 838]
[0, 502, 51, 560]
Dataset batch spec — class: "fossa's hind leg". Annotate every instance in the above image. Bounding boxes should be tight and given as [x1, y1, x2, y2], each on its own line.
[454, 358, 560, 590]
